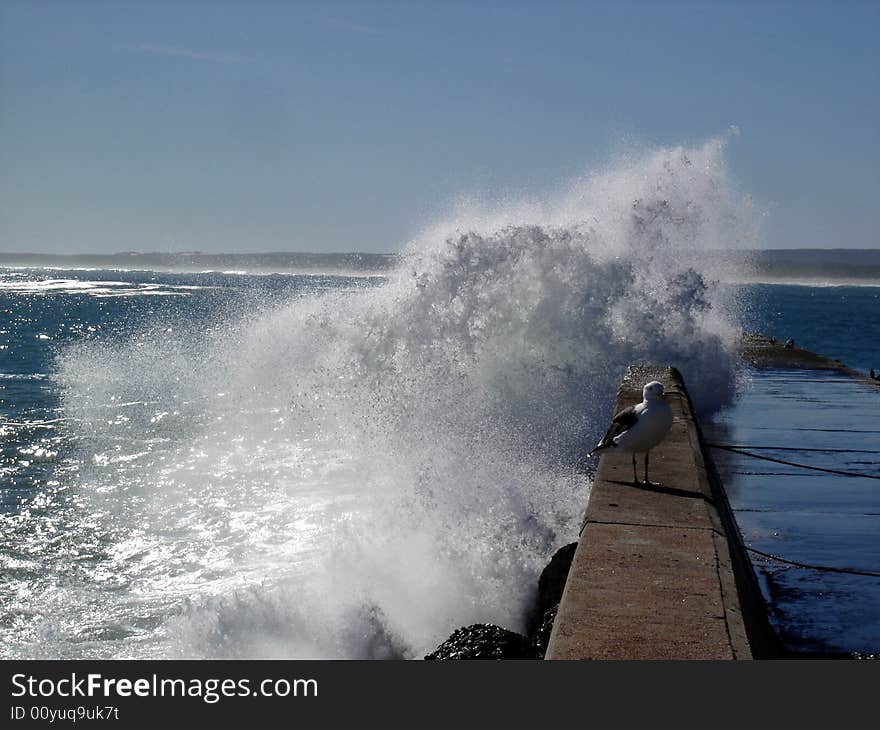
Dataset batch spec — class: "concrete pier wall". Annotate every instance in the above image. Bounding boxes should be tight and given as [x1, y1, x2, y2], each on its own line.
[545, 366, 771, 660]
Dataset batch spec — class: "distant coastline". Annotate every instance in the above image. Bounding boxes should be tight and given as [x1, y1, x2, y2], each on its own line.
[1, 248, 879, 285]
[712, 248, 880, 286]
[0, 251, 398, 276]
[724, 277, 880, 288]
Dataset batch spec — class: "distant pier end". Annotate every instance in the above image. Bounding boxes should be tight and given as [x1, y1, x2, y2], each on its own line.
[545, 366, 775, 660]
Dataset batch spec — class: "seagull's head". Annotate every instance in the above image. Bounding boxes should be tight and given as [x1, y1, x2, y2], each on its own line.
[643, 381, 665, 401]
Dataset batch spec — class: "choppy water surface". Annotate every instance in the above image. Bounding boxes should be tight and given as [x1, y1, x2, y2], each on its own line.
[7, 138, 871, 659]
[1, 140, 752, 659]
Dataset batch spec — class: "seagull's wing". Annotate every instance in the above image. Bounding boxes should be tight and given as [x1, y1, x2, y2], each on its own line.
[589, 406, 639, 455]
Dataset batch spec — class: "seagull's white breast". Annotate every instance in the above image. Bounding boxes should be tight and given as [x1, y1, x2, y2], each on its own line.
[612, 399, 673, 453]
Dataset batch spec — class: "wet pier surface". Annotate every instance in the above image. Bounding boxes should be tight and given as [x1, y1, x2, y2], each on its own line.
[705, 367, 880, 656]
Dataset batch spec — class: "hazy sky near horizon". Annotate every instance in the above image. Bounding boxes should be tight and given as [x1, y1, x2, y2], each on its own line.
[1, 0, 878, 254]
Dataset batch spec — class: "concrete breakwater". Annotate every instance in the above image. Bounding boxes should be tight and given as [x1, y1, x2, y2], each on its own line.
[427, 365, 774, 660]
[545, 366, 767, 659]
[427, 339, 877, 660]
[740, 332, 880, 382]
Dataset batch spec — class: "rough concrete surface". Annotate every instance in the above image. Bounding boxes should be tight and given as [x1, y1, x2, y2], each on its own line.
[545, 366, 753, 660]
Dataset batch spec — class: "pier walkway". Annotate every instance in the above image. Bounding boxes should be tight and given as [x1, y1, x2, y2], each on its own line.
[546, 338, 880, 659]
[546, 366, 760, 660]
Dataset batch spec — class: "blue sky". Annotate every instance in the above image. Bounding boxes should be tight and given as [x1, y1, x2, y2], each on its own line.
[1, 0, 877, 253]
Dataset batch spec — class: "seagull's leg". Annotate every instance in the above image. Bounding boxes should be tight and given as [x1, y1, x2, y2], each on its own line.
[632, 454, 639, 485]
[643, 451, 662, 486]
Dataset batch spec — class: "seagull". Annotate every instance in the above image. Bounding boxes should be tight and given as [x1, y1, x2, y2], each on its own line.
[589, 381, 674, 485]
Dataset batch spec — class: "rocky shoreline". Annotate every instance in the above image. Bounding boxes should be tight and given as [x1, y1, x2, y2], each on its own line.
[424, 542, 577, 660]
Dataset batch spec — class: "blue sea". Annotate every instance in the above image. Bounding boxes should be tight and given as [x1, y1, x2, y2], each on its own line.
[735, 282, 880, 376]
[2, 256, 878, 658]
[705, 368, 880, 656]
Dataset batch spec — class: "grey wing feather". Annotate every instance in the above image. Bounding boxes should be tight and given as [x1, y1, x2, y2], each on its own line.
[589, 406, 638, 456]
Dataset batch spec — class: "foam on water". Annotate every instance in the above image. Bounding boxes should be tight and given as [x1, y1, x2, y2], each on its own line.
[0, 277, 213, 297]
[25, 138, 753, 658]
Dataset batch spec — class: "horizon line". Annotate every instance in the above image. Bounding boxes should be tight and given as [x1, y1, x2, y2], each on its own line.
[1, 247, 879, 258]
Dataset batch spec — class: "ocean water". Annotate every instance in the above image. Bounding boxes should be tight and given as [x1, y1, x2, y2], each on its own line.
[1, 138, 876, 659]
[734, 283, 880, 375]
[704, 370, 880, 656]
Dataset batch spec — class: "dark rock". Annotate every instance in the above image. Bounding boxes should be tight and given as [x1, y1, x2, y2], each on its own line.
[528, 542, 577, 637]
[532, 605, 558, 657]
[424, 624, 540, 660]
[425, 542, 579, 661]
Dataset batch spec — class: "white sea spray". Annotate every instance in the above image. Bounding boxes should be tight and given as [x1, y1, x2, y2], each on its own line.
[41, 137, 753, 659]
